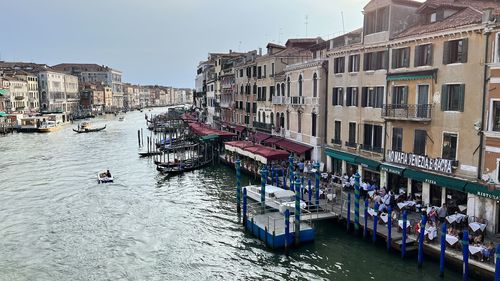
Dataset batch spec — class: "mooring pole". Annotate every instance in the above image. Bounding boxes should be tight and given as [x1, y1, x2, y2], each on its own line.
[289, 155, 294, 192]
[402, 211, 407, 258]
[373, 202, 379, 243]
[308, 178, 312, 205]
[236, 159, 241, 217]
[284, 209, 290, 252]
[387, 206, 392, 251]
[314, 162, 320, 207]
[354, 172, 360, 233]
[260, 165, 267, 214]
[418, 214, 427, 268]
[347, 192, 351, 232]
[462, 230, 469, 281]
[495, 244, 500, 281]
[243, 187, 247, 227]
[364, 199, 368, 238]
[440, 222, 447, 277]
[294, 173, 301, 246]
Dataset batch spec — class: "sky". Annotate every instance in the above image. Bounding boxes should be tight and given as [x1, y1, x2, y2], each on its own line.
[1, 0, 375, 88]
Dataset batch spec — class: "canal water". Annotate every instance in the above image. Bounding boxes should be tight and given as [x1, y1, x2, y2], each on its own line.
[0, 108, 474, 281]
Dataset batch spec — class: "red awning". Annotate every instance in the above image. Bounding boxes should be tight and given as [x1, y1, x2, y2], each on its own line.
[275, 139, 313, 155]
[189, 122, 236, 138]
[253, 132, 271, 143]
[225, 140, 255, 149]
[244, 144, 290, 161]
[263, 136, 282, 145]
[234, 125, 246, 133]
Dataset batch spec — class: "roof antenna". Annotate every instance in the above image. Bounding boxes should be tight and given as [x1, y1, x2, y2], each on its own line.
[341, 11, 345, 34]
[305, 15, 309, 37]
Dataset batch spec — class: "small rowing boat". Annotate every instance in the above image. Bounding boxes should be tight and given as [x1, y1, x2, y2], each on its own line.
[97, 170, 113, 183]
[73, 122, 106, 133]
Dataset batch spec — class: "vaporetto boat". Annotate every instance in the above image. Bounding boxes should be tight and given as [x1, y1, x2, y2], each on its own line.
[244, 184, 307, 214]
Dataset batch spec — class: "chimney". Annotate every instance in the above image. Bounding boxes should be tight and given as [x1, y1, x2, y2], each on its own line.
[229, 49, 232, 53]
[483, 8, 493, 23]
[259, 48, 262, 56]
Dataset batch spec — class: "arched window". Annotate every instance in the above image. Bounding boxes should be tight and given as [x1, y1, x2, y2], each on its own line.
[258, 111, 261, 122]
[281, 83, 285, 97]
[287, 77, 291, 97]
[313, 73, 318, 97]
[280, 113, 285, 129]
[240, 85, 244, 95]
[263, 113, 266, 123]
[276, 84, 280, 96]
[298, 111, 302, 133]
[271, 112, 274, 125]
[253, 83, 257, 95]
[298, 75, 303, 97]
[311, 113, 317, 137]
[286, 110, 290, 130]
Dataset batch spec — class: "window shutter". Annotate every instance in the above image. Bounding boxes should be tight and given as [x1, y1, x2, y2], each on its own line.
[414, 46, 420, 67]
[383, 51, 389, 70]
[443, 41, 450, 65]
[362, 88, 367, 107]
[392, 49, 397, 69]
[403, 86, 409, 104]
[332, 88, 335, 105]
[428, 44, 434, 65]
[340, 88, 344, 106]
[354, 88, 359, 106]
[461, 39, 468, 63]
[458, 84, 465, 112]
[441, 84, 447, 111]
[404, 48, 410, 67]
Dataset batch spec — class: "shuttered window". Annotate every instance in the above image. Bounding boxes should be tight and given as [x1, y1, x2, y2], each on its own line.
[392, 128, 403, 151]
[415, 44, 433, 66]
[441, 84, 465, 112]
[332, 88, 344, 106]
[392, 47, 410, 69]
[414, 129, 427, 155]
[443, 39, 468, 64]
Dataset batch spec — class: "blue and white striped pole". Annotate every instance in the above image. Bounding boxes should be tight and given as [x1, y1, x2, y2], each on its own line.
[387, 206, 392, 251]
[462, 230, 469, 281]
[260, 165, 267, 211]
[294, 173, 301, 246]
[373, 202, 379, 243]
[308, 178, 312, 204]
[284, 209, 290, 251]
[440, 222, 447, 277]
[301, 176, 305, 201]
[418, 214, 427, 268]
[354, 172, 360, 233]
[314, 163, 320, 207]
[495, 244, 500, 281]
[347, 192, 351, 232]
[402, 211, 407, 258]
[364, 199, 368, 238]
[236, 159, 241, 216]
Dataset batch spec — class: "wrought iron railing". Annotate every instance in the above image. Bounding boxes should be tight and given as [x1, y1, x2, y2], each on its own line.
[345, 141, 357, 148]
[360, 144, 383, 153]
[382, 104, 432, 120]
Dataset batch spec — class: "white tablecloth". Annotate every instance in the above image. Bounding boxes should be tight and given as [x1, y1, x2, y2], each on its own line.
[425, 226, 437, 240]
[446, 213, 467, 224]
[398, 219, 410, 229]
[469, 245, 486, 255]
[380, 213, 388, 223]
[458, 204, 467, 212]
[368, 208, 377, 217]
[469, 222, 487, 232]
[446, 234, 459, 246]
[397, 201, 416, 210]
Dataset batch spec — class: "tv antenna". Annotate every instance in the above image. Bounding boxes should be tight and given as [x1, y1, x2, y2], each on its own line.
[305, 15, 309, 37]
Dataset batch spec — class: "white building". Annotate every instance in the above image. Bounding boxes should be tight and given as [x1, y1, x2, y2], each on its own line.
[38, 71, 79, 113]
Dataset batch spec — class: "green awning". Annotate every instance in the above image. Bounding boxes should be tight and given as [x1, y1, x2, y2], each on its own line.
[0, 89, 8, 96]
[0, 112, 7, 117]
[403, 169, 466, 192]
[380, 163, 405, 175]
[199, 134, 219, 141]
[355, 156, 380, 170]
[387, 74, 433, 81]
[325, 148, 356, 163]
[464, 182, 500, 200]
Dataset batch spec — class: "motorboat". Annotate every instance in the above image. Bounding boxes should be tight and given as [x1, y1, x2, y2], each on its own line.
[118, 116, 125, 121]
[244, 184, 307, 214]
[97, 170, 114, 183]
[38, 121, 61, 133]
[73, 122, 106, 133]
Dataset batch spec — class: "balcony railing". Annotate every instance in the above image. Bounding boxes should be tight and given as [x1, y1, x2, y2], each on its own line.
[360, 144, 383, 153]
[345, 141, 357, 148]
[331, 138, 342, 145]
[290, 96, 305, 105]
[253, 121, 273, 132]
[272, 96, 286, 105]
[382, 104, 432, 121]
[272, 96, 319, 106]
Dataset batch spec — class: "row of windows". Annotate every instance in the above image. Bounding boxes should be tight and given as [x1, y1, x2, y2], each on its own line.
[332, 39, 468, 73]
[238, 63, 275, 79]
[332, 86, 384, 108]
[332, 121, 458, 159]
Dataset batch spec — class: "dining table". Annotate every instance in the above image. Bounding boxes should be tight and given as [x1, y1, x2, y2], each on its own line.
[445, 234, 459, 246]
[446, 213, 467, 224]
[469, 222, 487, 232]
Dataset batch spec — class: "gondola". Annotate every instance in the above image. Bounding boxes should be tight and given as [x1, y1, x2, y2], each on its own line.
[138, 151, 163, 157]
[157, 159, 211, 176]
[73, 125, 106, 133]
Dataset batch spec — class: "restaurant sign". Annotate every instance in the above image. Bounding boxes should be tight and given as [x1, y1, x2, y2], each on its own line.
[386, 150, 453, 174]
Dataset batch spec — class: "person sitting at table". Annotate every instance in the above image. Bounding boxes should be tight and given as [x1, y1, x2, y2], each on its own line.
[428, 207, 437, 224]
[481, 242, 495, 262]
[473, 233, 484, 244]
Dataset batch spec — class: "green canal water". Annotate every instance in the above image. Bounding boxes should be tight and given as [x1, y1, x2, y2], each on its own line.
[0, 108, 475, 280]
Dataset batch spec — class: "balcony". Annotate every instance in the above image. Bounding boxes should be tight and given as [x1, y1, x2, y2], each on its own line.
[290, 96, 305, 105]
[360, 144, 383, 153]
[253, 121, 273, 132]
[272, 96, 287, 105]
[345, 141, 357, 149]
[382, 104, 432, 121]
[331, 138, 342, 145]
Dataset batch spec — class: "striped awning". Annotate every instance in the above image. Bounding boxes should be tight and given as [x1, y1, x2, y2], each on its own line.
[0, 89, 8, 96]
[387, 74, 433, 81]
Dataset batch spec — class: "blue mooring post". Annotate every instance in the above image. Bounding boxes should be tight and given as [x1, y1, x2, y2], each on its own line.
[354, 173, 360, 233]
[387, 206, 392, 251]
[346, 192, 351, 232]
[402, 211, 407, 258]
[288, 155, 294, 192]
[308, 178, 312, 204]
[271, 166, 275, 186]
[260, 165, 267, 213]
[283, 171, 287, 190]
[294, 173, 301, 246]
[236, 159, 241, 217]
[418, 214, 427, 268]
[440, 222, 447, 277]
[242, 187, 247, 227]
[462, 230, 469, 281]
[314, 163, 320, 207]
[495, 244, 500, 281]
[284, 209, 290, 251]
[373, 202, 379, 243]
[301, 176, 305, 201]
[364, 199, 368, 238]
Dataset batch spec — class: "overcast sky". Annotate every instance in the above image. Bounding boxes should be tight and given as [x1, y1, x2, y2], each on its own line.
[1, 0, 377, 88]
